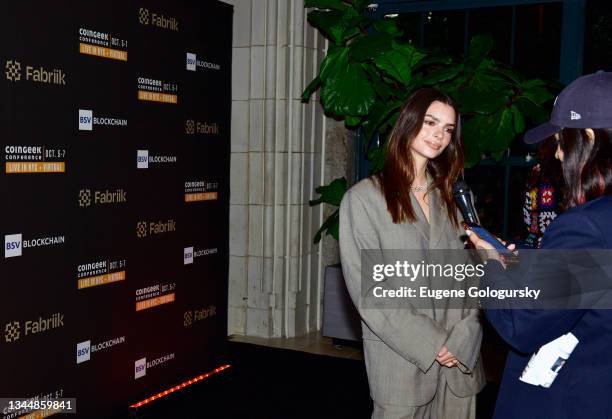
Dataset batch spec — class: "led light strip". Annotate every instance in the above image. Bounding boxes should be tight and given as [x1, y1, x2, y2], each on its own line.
[129, 364, 232, 408]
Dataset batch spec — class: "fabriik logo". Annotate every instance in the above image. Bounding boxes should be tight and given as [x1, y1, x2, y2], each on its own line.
[3, 313, 64, 344]
[184, 120, 219, 136]
[138, 8, 150, 25]
[5, 60, 21, 81]
[79, 188, 127, 208]
[4, 321, 20, 342]
[186, 53, 196, 71]
[185, 120, 195, 135]
[136, 220, 176, 238]
[138, 7, 178, 31]
[183, 306, 217, 327]
[4, 59, 66, 85]
[5, 234, 22, 258]
[79, 189, 92, 207]
[183, 311, 193, 327]
[136, 222, 148, 238]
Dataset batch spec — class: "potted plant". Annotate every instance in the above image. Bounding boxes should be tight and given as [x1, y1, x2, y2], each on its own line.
[302, 0, 556, 340]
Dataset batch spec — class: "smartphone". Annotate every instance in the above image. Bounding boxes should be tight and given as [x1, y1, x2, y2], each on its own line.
[462, 222, 513, 255]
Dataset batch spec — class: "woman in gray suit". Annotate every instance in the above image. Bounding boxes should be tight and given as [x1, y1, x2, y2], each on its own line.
[339, 88, 485, 418]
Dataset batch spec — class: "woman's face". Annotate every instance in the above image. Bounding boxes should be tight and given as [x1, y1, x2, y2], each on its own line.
[554, 133, 564, 162]
[409, 101, 456, 161]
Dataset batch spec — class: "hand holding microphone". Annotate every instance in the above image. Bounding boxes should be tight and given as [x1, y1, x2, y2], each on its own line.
[453, 181, 516, 264]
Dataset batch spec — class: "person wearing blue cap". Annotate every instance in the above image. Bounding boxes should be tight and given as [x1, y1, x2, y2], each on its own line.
[467, 71, 612, 418]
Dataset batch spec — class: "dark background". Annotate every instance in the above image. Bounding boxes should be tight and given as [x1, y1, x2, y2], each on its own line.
[0, 1, 231, 418]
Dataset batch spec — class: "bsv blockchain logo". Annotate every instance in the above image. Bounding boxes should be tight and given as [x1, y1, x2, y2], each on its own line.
[5, 234, 22, 258]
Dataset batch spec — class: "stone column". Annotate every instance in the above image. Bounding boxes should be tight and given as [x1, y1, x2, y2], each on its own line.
[224, 0, 333, 338]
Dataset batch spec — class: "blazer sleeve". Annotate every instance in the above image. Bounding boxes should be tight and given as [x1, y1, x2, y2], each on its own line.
[339, 189, 448, 373]
[444, 308, 482, 372]
[483, 210, 602, 353]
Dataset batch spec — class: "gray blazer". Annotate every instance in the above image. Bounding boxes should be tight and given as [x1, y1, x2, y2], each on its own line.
[339, 177, 485, 407]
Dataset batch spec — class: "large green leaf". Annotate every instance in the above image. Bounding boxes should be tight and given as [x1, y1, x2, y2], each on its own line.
[349, 33, 393, 62]
[422, 65, 462, 85]
[313, 208, 340, 243]
[478, 108, 514, 156]
[374, 50, 414, 85]
[302, 76, 321, 102]
[362, 100, 402, 143]
[373, 19, 403, 38]
[515, 98, 551, 125]
[392, 42, 426, 67]
[305, 0, 349, 11]
[319, 46, 348, 80]
[321, 63, 375, 116]
[520, 86, 554, 106]
[510, 104, 525, 134]
[462, 117, 484, 167]
[466, 34, 494, 69]
[307, 8, 362, 45]
[310, 177, 347, 206]
[455, 85, 508, 114]
[345, 115, 361, 127]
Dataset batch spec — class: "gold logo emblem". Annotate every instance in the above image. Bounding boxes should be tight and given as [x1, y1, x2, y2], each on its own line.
[139, 8, 150, 25]
[5, 60, 21, 81]
[4, 321, 20, 343]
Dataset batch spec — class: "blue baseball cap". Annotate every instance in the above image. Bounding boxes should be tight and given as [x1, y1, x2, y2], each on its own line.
[524, 71, 612, 144]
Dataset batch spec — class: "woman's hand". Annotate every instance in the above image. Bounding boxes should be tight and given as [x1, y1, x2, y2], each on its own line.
[465, 229, 516, 267]
[436, 345, 458, 368]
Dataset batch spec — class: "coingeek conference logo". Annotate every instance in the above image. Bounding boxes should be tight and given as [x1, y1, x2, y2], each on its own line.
[78, 27, 128, 61]
[4, 59, 66, 85]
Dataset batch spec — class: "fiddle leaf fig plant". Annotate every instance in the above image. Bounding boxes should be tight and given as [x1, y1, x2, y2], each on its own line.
[303, 0, 557, 243]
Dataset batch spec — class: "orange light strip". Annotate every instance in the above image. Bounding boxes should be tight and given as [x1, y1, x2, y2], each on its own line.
[129, 364, 232, 409]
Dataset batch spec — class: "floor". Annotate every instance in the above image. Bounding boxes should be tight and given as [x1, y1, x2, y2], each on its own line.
[126, 331, 502, 419]
[228, 331, 364, 360]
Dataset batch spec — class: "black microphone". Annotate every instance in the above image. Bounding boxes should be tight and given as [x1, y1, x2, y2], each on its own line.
[453, 180, 479, 224]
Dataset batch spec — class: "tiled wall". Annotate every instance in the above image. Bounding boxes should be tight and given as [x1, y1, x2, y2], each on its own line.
[222, 0, 331, 338]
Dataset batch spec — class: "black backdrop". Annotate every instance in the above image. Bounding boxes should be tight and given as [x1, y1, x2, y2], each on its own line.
[0, 1, 231, 417]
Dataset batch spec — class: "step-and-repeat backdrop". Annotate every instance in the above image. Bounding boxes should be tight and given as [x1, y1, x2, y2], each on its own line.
[0, 1, 231, 417]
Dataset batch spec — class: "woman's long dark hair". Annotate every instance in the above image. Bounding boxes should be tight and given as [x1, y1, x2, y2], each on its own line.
[559, 127, 612, 208]
[374, 88, 464, 226]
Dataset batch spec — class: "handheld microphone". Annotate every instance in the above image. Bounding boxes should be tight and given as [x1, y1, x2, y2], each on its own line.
[453, 180, 479, 224]
[454, 181, 514, 256]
